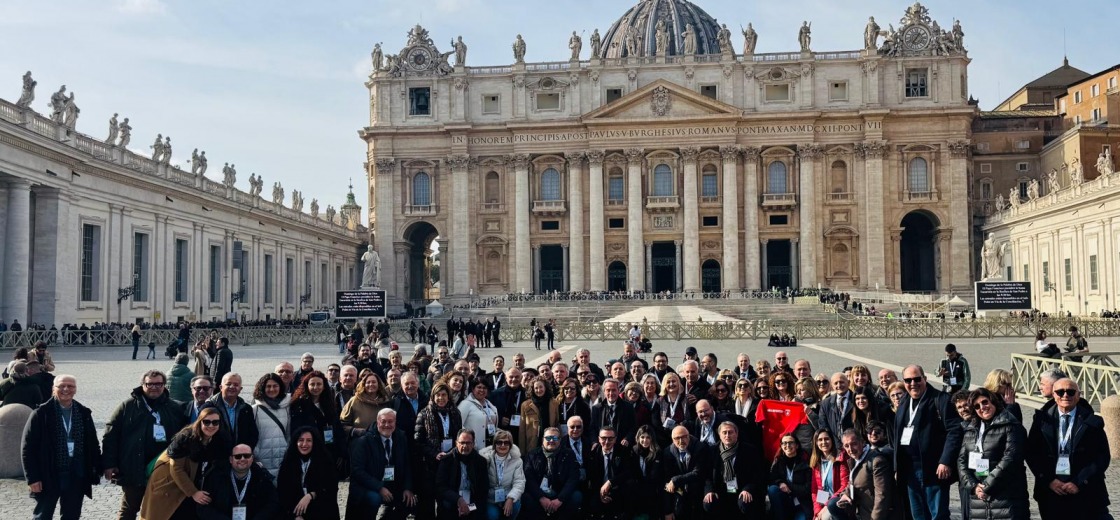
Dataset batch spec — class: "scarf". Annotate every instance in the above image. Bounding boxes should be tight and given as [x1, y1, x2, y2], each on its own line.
[423, 403, 457, 441]
[53, 400, 83, 474]
[719, 442, 737, 480]
[531, 395, 550, 435]
[542, 447, 556, 475]
[262, 396, 285, 410]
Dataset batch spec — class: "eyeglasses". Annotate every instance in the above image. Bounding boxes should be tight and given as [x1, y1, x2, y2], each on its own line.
[563, 387, 577, 392]
[192, 386, 212, 392]
[328, 368, 340, 373]
[143, 382, 165, 388]
[780, 441, 797, 446]
[493, 440, 512, 446]
[867, 429, 884, 436]
[774, 380, 788, 385]
[776, 357, 787, 361]
[755, 385, 769, 391]
[202, 419, 221, 427]
[570, 425, 583, 430]
[715, 388, 728, 394]
[972, 399, 992, 410]
[543, 436, 560, 442]
[1053, 388, 1078, 397]
[232, 453, 253, 460]
[903, 377, 923, 384]
[599, 436, 616, 441]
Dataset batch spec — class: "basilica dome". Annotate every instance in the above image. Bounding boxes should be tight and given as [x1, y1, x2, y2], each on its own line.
[601, 0, 723, 59]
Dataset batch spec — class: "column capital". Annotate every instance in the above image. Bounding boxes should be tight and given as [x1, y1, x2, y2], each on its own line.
[586, 149, 605, 166]
[947, 139, 971, 158]
[624, 148, 645, 164]
[761, 238, 769, 244]
[741, 146, 761, 163]
[564, 151, 586, 165]
[532, 244, 541, 251]
[507, 153, 531, 169]
[645, 241, 653, 248]
[674, 240, 682, 246]
[446, 154, 472, 170]
[374, 158, 397, 174]
[855, 141, 888, 159]
[680, 147, 700, 163]
[797, 144, 824, 160]
[720, 145, 741, 162]
[7, 178, 33, 190]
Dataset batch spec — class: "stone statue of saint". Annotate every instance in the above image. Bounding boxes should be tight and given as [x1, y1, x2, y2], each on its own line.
[682, 23, 697, 55]
[62, 93, 79, 130]
[453, 36, 467, 66]
[717, 24, 733, 55]
[741, 23, 757, 55]
[1070, 158, 1084, 185]
[253, 174, 263, 196]
[951, 19, 964, 50]
[995, 193, 1005, 211]
[291, 190, 302, 211]
[49, 85, 67, 123]
[16, 71, 36, 108]
[1047, 168, 1060, 193]
[222, 163, 237, 187]
[191, 149, 201, 174]
[150, 134, 165, 161]
[117, 117, 131, 147]
[798, 21, 812, 53]
[325, 205, 336, 223]
[624, 25, 639, 57]
[272, 182, 284, 205]
[512, 34, 526, 63]
[654, 21, 668, 56]
[197, 151, 207, 174]
[1096, 149, 1114, 176]
[590, 29, 601, 59]
[864, 17, 880, 50]
[247, 173, 258, 194]
[160, 136, 172, 165]
[569, 31, 582, 60]
[1008, 187, 1020, 208]
[980, 234, 1007, 280]
[1027, 179, 1040, 200]
[310, 199, 319, 219]
[371, 43, 383, 71]
[105, 113, 119, 144]
[361, 245, 381, 287]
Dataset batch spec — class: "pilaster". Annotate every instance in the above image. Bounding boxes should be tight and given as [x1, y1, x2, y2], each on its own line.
[681, 147, 700, 292]
[566, 152, 586, 292]
[448, 154, 472, 299]
[947, 140, 972, 291]
[720, 145, 740, 290]
[797, 144, 822, 286]
[858, 141, 888, 288]
[742, 147, 761, 290]
[626, 148, 645, 292]
[587, 150, 606, 291]
[511, 153, 532, 293]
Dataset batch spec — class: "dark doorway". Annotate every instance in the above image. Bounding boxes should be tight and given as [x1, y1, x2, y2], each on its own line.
[766, 240, 793, 289]
[651, 242, 677, 293]
[607, 261, 627, 292]
[900, 211, 937, 292]
[404, 221, 439, 306]
[701, 259, 721, 293]
[539, 245, 564, 293]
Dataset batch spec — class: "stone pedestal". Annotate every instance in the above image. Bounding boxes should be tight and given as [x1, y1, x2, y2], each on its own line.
[1103, 395, 1120, 458]
[0, 404, 32, 478]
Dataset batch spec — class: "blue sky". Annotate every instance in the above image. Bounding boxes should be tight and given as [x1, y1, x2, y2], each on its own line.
[2, 0, 1116, 223]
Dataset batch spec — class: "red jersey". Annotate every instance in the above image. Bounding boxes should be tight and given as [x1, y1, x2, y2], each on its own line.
[754, 399, 810, 461]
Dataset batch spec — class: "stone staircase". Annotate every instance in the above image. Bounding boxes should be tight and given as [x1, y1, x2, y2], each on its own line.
[445, 297, 839, 323]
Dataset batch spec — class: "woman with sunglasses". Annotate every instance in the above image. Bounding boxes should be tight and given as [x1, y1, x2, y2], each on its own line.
[957, 388, 1029, 520]
[251, 373, 292, 480]
[416, 383, 465, 520]
[630, 425, 666, 520]
[624, 381, 657, 431]
[553, 377, 591, 438]
[140, 404, 227, 520]
[771, 373, 796, 402]
[767, 434, 813, 520]
[982, 369, 1022, 422]
[732, 378, 759, 422]
[518, 378, 556, 452]
[289, 371, 347, 480]
[809, 428, 849, 520]
[706, 379, 734, 413]
[277, 426, 340, 520]
[754, 379, 772, 401]
[479, 429, 525, 520]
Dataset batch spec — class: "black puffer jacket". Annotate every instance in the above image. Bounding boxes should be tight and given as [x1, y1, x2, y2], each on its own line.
[957, 408, 1030, 520]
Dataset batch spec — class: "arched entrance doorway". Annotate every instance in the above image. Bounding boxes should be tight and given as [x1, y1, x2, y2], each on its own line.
[900, 211, 938, 292]
[403, 221, 440, 307]
[701, 259, 721, 293]
[607, 261, 627, 292]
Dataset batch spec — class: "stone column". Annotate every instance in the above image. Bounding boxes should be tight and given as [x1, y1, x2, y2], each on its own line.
[625, 148, 645, 292]
[374, 159, 399, 309]
[30, 189, 63, 327]
[561, 244, 570, 292]
[0, 184, 8, 316]
[761, 239, 769, 289]
[5, 179, 32, 325]
[720, 146, 741, 290]
[532, 245, 541, 293]
[674, 240, 683, 293]
[860, 141, 888, 289]
[681, 147, 700, 292]
[797, 145, 821, 286]
[448, 154, 472, 300]
[566, 152, 585, 292]
[393, 243, 409, 307]
[645, 241, 653, 293]
[742, 147, 761, 290]
[947, 140, 972, 291]
[791, 239, 800, 289]
[508, 153, 532, 293]
[587, 150, 606, 291]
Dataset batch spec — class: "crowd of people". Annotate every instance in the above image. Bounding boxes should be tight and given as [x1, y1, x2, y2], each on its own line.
[10, 333, 1113, 520]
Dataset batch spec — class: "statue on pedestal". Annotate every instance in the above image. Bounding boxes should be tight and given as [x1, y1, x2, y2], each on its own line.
[272, 182, 284, 205]
[741, 23, 757, 55]
[106, 113, 119, 144]
[1096, 149, 1114, 176]
[1070, 158, 1084, 185]
[682, 24, 697, 55]
[160, 136, 172, 164]
[453, 36, 467, 66]
[798, 21, 812, 53]
[717, 24, 733, 55]
[1008, 187, 1020, 208]
[512, 34, 526, 63]
[49, 85, 67, 123]
[117, 117, 131, 147]
[310, 199, 319, 219]
[951, 19, 964, 50]
[371, 42, 383, 71]
[1046, 169, 1060, 193]
[191, 149, 201, 174]
[864, 17, 881, 50]
[624, 25, 639, 57]
[980, 234, 1008, 281]
[569, 31, 582, 60]
[654, 21, 668, 56]
[326, 205, 336, 223]
[291, 190, 303, 212]
[590, 29, 601, 59]
[62, 93, 79, 130]
[16, 71, 36, 108]
[361, 245, 381, 288]
[995, 193, 1005, 211]
[1027, 179, 1040, 200]
[222, 163, 237, 187]
[150, 134, 165, 161]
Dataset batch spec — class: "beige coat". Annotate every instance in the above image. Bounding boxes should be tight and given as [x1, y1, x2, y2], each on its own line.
[139, 450, 200, 520]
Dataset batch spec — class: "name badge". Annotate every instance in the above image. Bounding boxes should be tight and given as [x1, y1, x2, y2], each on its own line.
[468, 504, 477, 512]
[67, 441, 75, 458]
[1056, 455, 1071, 476]
[900, 427, 914, 446]
[510, 415, 521, 427]
[663, 418, 676, 428]
[495, 488, 507, 502]
[153, 424, 167, 442]
[540, 477, 552, 494]
[442, 439, 453, 452]
[793, 497, 801, 507]
[232, 506, 247, 520]
[949, 377, 958, 385]
[323, 429, 334, 444]
[384, 466, 395, 482]
[816, 490, 830, 505]
[968, 452, 989, 476]
[725, 478, 737, 493]
[487, 424, 497, 436]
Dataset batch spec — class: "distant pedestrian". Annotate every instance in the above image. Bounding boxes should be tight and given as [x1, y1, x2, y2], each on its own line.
[131, 324, 142, 360]
[146, 341, 157, 360]
[208, 337, 233, 384]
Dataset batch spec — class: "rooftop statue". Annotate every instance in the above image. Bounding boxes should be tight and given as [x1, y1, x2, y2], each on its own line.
[569, 31, 582, 60]
[105, 113, 119, 144]
[717, 24, 733, 55]
[512, 34, 526, 63]
[49, 85, 67, 123]
[453, 36, 467, 66]
[16, 71, 36, 108]
[741, 23, 757, 55]
[371, 42, 383, 71]
[117, 117, 131, 147]
[590, 29, 601, 59]
[681, 23, 697, 55]
[798, 21, 812, 52]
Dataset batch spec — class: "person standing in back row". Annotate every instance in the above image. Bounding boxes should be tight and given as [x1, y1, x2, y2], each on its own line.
[892, 365, 962, 520]
[936, 344, 970, 394]
[208, 337, 233, 385]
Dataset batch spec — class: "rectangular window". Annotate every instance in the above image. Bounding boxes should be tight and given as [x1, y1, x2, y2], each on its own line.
[764, 84, 790, 102]
[285, 258, 295, 305]
[1018, 181, 1028, 199]
[409, 87, 431, 116]
[1091, 84, 1100, 97]
[482, 94, 500, 115]
[702, 216, 719, 227]
[1090, 254, 1099, 290]
[1015, 140, 1030, 149]
[132, 233, 149, 302]
[769, 215, 789, 226]
[700, 85, 718, 99]
[905, 69, 928, 97]
[536, 93, 560, 110]
[540, 220, 560, 231]
[174, 239, 188, 302]
[979, 163, 991, 173]
[1023, 264, 1029, 282]
[1105, 144, 1112, 154]
[80, 224, 101, 302]
[1042, 261, 1050, 289]
[1109, 77, 1117, 89]
[829, 81, 848, 101]
[1074, 91, 1082, 103]
[976, 142, 990, 152]
[608, 176, 624, 201]
[264, 254, 274, 304]
[1016, 162, 1029, 172]
[1092, 108, 1102, 121]
[701, 173, 718, 197]
[608, 218, 625, 229]
[1064, 258, 1072, 291]
[605, 88, 623, 103]
[209, 245, 222, 304]
[1074, 115, 1082, 125]
[980, 182, 992, 200]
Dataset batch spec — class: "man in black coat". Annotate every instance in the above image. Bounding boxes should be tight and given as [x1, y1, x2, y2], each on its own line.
[208, 337, 233, 384]
[679, 360, 710, 417]
[590, 378, 636, 446]
[662, 426, 711, 520]
[393, 373, 428, 447]
[348, 409, 417, 520]
[435, 428, 488, 520]
[820, 372, 855, 443]
[483, 355, 507, 390]
[22, 375, 103, 519]
[891, 365, 961, 520]
[685, 399, 725, 449]
[586, 425, 632, 519]
[1025, 378, 1111, 520]
[490, 367, 526, 442]
[562, 415, 594, 481]
[197, 445, 278, 520]
[702, 421, 765, 519]
[490, 317, 502, 346]
[207, 373, 260, 449]
[523, 427, 581, 518]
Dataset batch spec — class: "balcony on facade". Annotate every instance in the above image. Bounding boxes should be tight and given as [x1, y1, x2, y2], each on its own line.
[903, 190, 939, 202]
[532, 199, 567, 216]
[760, 193, 798, 209]
[404, 204, 439, 216]
[700, 195, 722, 206]
[826, 192, 855, 204]
[480, 202, 505, 214]
[645, 195, 680, 212]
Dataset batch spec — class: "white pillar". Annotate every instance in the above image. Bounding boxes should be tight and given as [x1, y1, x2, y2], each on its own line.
[626, 148, 645, 292]
[374, 159, 399, 309]
[681, 147, 700, 292]
[947, 142, 971, 291]
[31, 190, 63, 327]
[513, 154, 532, 294]
[721, 146, 741, 290]
[674, 240, 683, 292]
[587, 150, 606, 291]
[797, 145, 820, 286]
[449, 154, 472, 301]
[861, 142, 888, 288]
[742, 147, 761, 290]
[5, 179, 32, 325]
[0, 184, 8, 318]
[566, 152, 585, 292]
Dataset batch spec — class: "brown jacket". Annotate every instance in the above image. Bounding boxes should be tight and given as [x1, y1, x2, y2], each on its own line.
[518, 398, 559, 452]
[139, 450, 201, 520]
[848, 448, 898, 520]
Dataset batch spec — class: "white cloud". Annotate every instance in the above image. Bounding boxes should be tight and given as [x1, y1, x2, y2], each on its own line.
[114, 0, 167, 16]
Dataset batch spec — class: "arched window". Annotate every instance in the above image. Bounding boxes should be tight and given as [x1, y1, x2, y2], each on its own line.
[412, 172, 431, 206]
[653, 164, 673, 196]
[484, 172, 500, 203]
[608, 170, 625, 202]
[540, 168, 561, 200]
[767, 161, 788, 194]
[830, 160, 848, 193]
[701, 165, 718, 198]
[908, 157, 929, 193]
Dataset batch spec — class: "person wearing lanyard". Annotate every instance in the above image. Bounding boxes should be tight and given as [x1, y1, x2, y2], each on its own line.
[415, 383, 463, 520]
[22, 375, 103, 520]
[956, 388, 1029, 520]
[479, 429, 525, 520]
[808, 428, 849, 520]
[491, 367, 526, 442]
[141, 405, 227, 520]
[767, 434, 812, 520]
[554, 377, 589, 438]
[891, 365, 961, 520]
[703, 421, 765, 519]
[459, 379, 499, 449]
[936, 344, 970, 394]
[348, 409, 417, 520]
[277, 426, 339, 520]
[1026, 378, 1111, 520]
[197, 444, 278, 520]
[521, 427, 580, 519]
[836, 430, 895, 520]
[435, 429, 489, 520]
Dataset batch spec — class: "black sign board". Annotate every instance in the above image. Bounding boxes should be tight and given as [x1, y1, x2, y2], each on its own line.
[974, 281, 1032, 311]
[336, 290, 386, 318]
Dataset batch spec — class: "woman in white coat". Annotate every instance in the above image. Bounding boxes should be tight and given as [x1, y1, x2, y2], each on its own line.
[459, 377, 500, 450]
[479, 429, 526, 520]
[251, 373, 291, 479]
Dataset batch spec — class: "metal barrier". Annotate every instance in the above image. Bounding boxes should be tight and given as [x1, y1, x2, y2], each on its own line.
[1011, 352, 1120, 410]
[0, 327, 337, 350]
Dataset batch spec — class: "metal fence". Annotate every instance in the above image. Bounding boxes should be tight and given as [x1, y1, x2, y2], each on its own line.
[0, 327, 337, 350]
[1010, 352, 1120, 410]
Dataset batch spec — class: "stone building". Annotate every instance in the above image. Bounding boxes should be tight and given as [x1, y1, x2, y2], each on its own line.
[363, 0, 976, 311]
[0, 87, 366, 327]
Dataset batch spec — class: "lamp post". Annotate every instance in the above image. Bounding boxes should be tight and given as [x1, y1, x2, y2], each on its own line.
[230, 280, 246, 322]
[117, 274, 140, 324]
[299, 284, 312, 316]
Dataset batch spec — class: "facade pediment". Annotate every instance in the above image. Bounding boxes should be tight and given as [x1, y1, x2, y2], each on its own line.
[582, 79, 741, 121]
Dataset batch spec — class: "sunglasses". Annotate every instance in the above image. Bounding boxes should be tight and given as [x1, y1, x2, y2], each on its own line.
[599, 436, 616, 441]
[867, 429, 884, 436]
[192, 386, 212, 392]
[494, 441, 512, 446]
[202, 419, 221, 427]
[777, 357, 787, 361]
[903, 377, 923, 384]
[543, 436, 560, 442]
[1053, 389, 1078, 397]
[715, 388, 728, 393]
[232, 453, 253, 460]
[972, 398, 992, 410]
[774, 380, 788, 385]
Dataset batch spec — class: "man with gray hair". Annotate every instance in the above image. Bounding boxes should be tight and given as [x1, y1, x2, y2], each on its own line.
[348, 407, 416, 519]
[23, 374, 102, 519]
[1038, 368, 1067, 400]
[293, 352, 316, 388]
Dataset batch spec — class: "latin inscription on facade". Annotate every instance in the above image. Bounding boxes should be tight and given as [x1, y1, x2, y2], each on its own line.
[451, 121, 881, 146]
